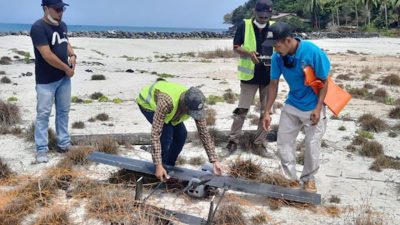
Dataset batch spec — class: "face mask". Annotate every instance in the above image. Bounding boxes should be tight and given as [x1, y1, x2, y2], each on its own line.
[47, 13, 60, 26]
[253, 19, 267, 29]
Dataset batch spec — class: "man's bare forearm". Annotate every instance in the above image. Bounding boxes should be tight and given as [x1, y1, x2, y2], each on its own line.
[316, 79, 328, 110]
[234, 47, 252, 57]
[264, 80, 279, 113]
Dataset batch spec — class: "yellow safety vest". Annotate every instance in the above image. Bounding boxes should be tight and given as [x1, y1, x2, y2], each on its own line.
[237, 19, 274, 81]
[137, 81, 190, 125]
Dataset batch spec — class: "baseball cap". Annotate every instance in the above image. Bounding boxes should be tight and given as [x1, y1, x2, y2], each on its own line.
[255, 0, 273, 18]
[184, 87, 206, 120]
[262, 22, 294, 47]
[41, 0, 69, 8]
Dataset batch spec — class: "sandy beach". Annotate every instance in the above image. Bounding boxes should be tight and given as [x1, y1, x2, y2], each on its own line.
[0, 36, 400, 225]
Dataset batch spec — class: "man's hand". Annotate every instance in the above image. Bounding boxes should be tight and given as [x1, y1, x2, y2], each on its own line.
[65, 67, 74, 77]
[213, 161, 223, 176]
[262, 112, 272, 131]
[249, 51, 260, 64]
[310, 107, 321, 126]
[155, 164, 169, 182]
[69, 55, 77, 70]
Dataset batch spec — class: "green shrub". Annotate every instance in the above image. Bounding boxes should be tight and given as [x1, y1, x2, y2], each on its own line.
[98, 96, 109, 102]
[7, 97, 18, 102]
[90, 92, 104, 100]
[112, 98, 123, 104]
[206, 95, 224, 105]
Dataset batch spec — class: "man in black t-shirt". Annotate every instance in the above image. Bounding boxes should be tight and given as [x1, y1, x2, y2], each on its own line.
[226, 0, 274, 154]
[30, 0, 77, 163]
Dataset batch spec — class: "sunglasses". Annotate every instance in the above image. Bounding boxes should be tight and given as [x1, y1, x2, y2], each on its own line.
[50, 6, 66, 13]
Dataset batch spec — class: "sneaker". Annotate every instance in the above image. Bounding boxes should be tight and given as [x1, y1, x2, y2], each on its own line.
[289, 180, 301, 189]
[304, 180, 317, 193]
[36, 151, 49, 163]
[226, 141, 237, 153]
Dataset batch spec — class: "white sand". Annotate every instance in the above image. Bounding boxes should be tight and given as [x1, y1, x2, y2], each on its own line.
[0, 36, 399, 224]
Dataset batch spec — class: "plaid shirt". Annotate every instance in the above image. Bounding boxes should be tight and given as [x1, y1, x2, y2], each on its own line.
[150, 91, 218, 165]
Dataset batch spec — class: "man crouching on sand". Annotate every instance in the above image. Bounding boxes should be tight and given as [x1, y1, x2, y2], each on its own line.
[136, 79, 223, 181]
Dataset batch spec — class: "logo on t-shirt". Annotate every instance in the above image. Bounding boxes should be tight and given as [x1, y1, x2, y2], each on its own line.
[51, 32, 68, 46]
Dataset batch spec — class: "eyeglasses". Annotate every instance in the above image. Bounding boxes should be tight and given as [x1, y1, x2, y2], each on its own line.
[51, 6, 66, 13]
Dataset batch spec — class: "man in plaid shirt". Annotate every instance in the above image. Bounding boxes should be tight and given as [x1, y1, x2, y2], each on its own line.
[137, 79, 223, 181]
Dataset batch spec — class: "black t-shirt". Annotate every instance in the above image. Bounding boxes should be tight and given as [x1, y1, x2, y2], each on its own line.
[30, 19, 69, 84]
[234, 19, 271, 85]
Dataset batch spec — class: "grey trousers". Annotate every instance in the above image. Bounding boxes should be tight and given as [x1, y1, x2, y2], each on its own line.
[229, 82, 268, 145]
[277, 104, 327, 182]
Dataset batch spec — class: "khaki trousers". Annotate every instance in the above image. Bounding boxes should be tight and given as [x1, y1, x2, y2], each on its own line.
[229, 83, 268, 145]
[277, 104, 327, 182]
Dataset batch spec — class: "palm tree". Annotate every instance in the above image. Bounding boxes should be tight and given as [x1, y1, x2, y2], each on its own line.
[305, 0, 324, 29]
[391, 0, 400, 27]
[360, 0, 379, 25]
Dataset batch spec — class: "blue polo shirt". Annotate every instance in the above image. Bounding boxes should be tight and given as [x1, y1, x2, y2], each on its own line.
[271, 38, 330, 111]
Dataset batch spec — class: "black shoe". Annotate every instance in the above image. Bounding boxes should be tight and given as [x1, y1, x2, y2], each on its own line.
[226, 141, 237, 153]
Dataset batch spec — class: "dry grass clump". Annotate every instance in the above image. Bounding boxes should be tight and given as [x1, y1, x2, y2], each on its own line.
[96, 137, 119, 154]
[373, 88, 387, 98]
[90, 92, 104, 100]
[87, 187, 172, 224]
[176, 155, 187, 165]
[248, 114, 259, 126]
[0, 158, 13, 180]
[336, 74, 354, 81]
[208, 128, 226, 146]
[381, 74, 400, 86]
[0, 177, 59, 224]
[188, 156, 206, 166]
[258, 172, 292, 188]
[0, 100, 21, 127]
[345, 203, 385, 225]
[228, 158, 262, 180]
[238, 132, 266, 156]
[0, 76, 11, 84]
[358, 114, 388, 132]
[33, 207, 72, 225]
[72, 121, 85, 129]
[369, 155, 400, 172]
[348, 87, 371, 99]
[360, 141, 383, 158]
[198, 47, 237, 59]
[57, 146, 95, 168]
[213, 204, 246, 225]
[363, 83, 375, 89]
[389, 107, 400, 119]
[329, 195, 341, 204]
[25, 123, 58, 151]
[95, 113, 109, 121]
[0, 56, 12, 65]
[251, 213, 268, 224]
[206, 108, 216, 126]
[108, 169, 158, 185]
[223, 89, 237, 104]
[352, 135, 368, 145]
[91, 74, 106, 80]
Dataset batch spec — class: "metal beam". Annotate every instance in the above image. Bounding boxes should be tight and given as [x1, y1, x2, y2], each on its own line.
[87, 152, 321, 205]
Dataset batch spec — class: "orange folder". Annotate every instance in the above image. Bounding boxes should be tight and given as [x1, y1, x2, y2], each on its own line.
[303, 66, 352, 116]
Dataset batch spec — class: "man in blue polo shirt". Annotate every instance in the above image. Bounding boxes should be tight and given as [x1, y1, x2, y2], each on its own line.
[262, 22, 330, 192]
[30, 0, 77, 163]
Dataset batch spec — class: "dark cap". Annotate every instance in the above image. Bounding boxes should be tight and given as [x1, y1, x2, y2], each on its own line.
[184, 87, 206, 120]
[262, 22, 294, 47]
[255, 0, 273, 17]
[42, 0, 69, 8]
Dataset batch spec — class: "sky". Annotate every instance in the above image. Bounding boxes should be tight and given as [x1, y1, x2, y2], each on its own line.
[0, 0, 247, 28]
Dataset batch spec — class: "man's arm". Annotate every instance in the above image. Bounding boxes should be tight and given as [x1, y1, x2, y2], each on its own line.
[310, 79, 328, 125]
[195, 119, 223, 175]
[233, 21, 259, 64]
[262, 79, 279, 130]
[67, 42, 76, 70]
[36, 45, 74, 77]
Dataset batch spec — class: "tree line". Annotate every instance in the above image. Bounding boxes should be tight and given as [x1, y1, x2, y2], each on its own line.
[224, 0, 400, 32]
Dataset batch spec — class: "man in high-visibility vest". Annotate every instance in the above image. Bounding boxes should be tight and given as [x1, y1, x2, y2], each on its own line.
[137, 79, 223, 181]
[262, 22, 330, 193]
[227, 0, 274, 154]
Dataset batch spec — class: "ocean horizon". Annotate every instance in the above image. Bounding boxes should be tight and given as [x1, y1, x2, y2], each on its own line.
[0, 23, 227, 33]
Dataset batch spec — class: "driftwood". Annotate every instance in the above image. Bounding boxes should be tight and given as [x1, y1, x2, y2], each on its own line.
[71, 130, 244, 146]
